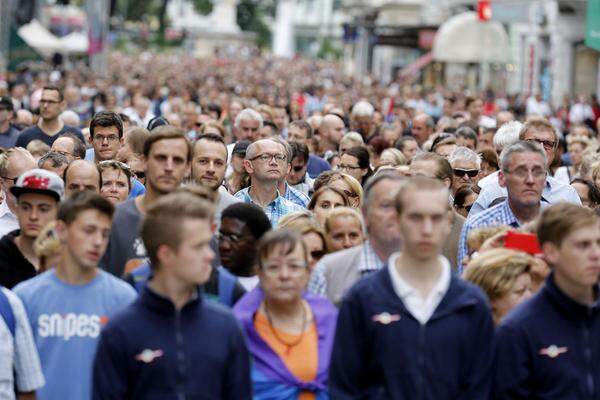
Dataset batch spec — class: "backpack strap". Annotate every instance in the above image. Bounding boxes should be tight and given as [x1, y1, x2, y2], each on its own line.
[217, 267, 237, 306]
[0, 288, 16, 337]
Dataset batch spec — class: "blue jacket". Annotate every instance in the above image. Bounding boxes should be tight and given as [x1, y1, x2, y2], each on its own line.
[92, 285, 251, 399]
[494, 274, 600, 399]
[329, 265, 494, 400]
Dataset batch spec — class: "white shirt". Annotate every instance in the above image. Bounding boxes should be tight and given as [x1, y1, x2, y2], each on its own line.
[387, 253, 451, 325]
[0, 200, 18, 239]
[237, 275, 259, 292]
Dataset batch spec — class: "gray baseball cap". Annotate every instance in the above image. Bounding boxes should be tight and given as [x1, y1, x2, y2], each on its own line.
[10, 169, 65, 202]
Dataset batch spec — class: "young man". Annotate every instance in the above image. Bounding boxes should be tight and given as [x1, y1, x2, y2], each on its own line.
[329, 176, 494, 399]
[102, 126, 191, 276]
[85, 111, 124, 163]
[494, 203, 600, 398]
[0, 169, 62, 288]
[92, 191, 251, 399]
[13, 191, 136, 400]
[15, 86, 84, 148]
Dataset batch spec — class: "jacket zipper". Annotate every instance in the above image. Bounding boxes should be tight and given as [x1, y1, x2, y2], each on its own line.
[417, 323, 426, 399]
[583, 309, 595, 397]
[175, 309, 186, 400]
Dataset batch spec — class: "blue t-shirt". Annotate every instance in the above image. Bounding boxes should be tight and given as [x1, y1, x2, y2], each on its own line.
[307, 154, 331, 179]
[13, 269, 136, 400]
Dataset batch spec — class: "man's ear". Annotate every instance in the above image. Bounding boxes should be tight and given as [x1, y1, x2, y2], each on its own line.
[443, 177, 452, 189]
[541, 241, 559, 266]
[54, 220, 68, 243]
[243, 159, 254, 174]
[156, 244, 174, 267]
[498, 170, 507, 188]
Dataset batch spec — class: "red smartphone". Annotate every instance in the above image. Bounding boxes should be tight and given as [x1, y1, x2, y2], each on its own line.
[504, 231, 542, 255]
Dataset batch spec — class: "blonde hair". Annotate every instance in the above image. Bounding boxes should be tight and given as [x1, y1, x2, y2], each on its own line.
[34, 221, 61, 272]
[278, 210, 316, 230]
[379, 148, 407, 167]
[566, 135, 590, 149]
[466, 226, 511, 254]
[323, 207, 365, 235]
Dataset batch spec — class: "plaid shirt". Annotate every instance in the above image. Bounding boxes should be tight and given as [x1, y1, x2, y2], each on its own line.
[0, 288, 45, 399]
[284, 183, 309, 208]
[234, 187, 304, 227]
[457, 200, 528, 273]
[308, 241, 385, 296]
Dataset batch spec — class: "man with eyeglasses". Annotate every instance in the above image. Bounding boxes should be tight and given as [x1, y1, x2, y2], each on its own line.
[234, 139, 304, 226]
[86, 111, 124, 164]
[51, 132, 86, 163]
[470, 118, 580, 215]
[448, 146, 481, 195]
[271, 137, 310, 207]
[15, 86, 84, 148]
[0, 96, 19, 148]
[458, 141, 548, 271]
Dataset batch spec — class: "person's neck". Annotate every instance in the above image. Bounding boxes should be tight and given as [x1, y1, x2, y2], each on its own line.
[148, 269, 197, 310]
[39, 117, 63, 135]
[14, 234, 38, 268]
[0, 120, 10, 133]
[508, 199, 540, 224]
[248, 182, 278, 207]
[370, 236, 400, 261]
[234, 263, 257, 278]
[263, 296, 305, 325]
[277, 180, 287, 195]
[554, 271, 596, 306]
[395, 251, 443, 297]
[136, 188, 162, 215]
[55, 255, 98, 285]
[319, 140, 337, 156]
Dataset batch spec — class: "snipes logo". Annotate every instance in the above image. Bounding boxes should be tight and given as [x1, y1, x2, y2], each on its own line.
[38, 313, 108, 340]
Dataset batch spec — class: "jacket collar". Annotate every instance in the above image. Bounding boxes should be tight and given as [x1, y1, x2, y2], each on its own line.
[139, 283, 202, 315]
[542, 273, 600, 320]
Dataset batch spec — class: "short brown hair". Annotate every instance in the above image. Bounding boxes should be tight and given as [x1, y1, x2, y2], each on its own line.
[90, 111, 124, 139]
[307, 186, 349, 211]
[143, 126, 192, 162]
[141, 191, 214, 267]
[42, 85, 63, 101]
[257, 229, 308, 270]
[125, 127, 150, 155]
[537, 203, 599, 247]
[58, 191, 114, 225]
[411, 152, 453, 181]
[394, 176, 450, 215]
[519, 117, 558, 143]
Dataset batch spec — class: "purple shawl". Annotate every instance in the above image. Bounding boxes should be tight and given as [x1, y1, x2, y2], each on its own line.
[233, 287, 338, 392]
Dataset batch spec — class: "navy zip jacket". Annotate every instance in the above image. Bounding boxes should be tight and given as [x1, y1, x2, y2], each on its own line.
[494, 274, 600, 399]
[329, 265, 494, 399]
[92, 285, 252, 399]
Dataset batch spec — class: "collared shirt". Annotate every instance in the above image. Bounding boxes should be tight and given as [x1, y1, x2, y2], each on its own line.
[387, 253, 451, 325]
[283, 182, 309, 208]
[470, 171, 581, 216]
[234, 187, 304, 227]
[0, 287, 45, 399]
[290, 174, 314, 197]
[308, 240, 385, 296]
[0, 200, 18, 239]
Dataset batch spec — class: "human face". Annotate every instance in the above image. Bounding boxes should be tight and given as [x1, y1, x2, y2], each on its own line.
[311, 189, 346, 225]
[145, 138, 190, 195]
[92, 125, 122, 162]
[455, 192, 477, 218]
[572, 182, 592, 208]
[492, 273, 532, 323]
[451, 159, 480, 194]
[238, 118, 261, 141]
[434, 143, 456, 159]
[192, 139, 227, 190]
[477, 131, 494, 150]
[65, 164, 100, 196]
[60, 209, 111, 270]
[411, 118, 431, 145]
[40, 159, 67, 177]
[468, 99, 483, 120]
[164, 218, 214, 285]
[39, 89, 62, 121]
[364, 179, 402, 246]
[127, 157, 145, 184]
[569, 142, 585, 167]
[218, 217, 257, 274]
[287, 156, 308, 185]
[401, 139, 418, 160]
[521, 129, 556, 167]
[287, 126, 308, 145]
[480, 160, 498, 179]
[230, 153, 245, 174]
[100, 168, 130, 204]
[457, 136, 476, 150]
[397, 188, 451, 260]
[329, 178, 359, 207]
[259, 242, 309, 304]
[244, 141, 286, 182]
[326, 118, 345, 145]
[544, 222, 600, 292]
[326, 215, 364, 252]
[352, 115, 373, 137]
[16, 193, 58, 239]
[339, 154, 367, 183]
[499, 152, 546, 209]
[51, 137, 77, 162]
[273, 108, 287, 131]
[302, 232, 325, 271]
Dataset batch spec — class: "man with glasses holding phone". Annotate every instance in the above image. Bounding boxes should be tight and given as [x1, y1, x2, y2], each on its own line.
[470, 118, 580, 215]
[448, 146, 481, 196]
[458, 141, 549, 271]
[15, 86, 84, 148]
[234, 139, 304, 226]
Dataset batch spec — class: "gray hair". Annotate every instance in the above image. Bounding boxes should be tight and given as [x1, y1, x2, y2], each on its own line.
[499, 140, 547, 171]
[493, 120, 522, 151]
[351, 101, 375, 117]
[38, 151, 69, 168]
[269, 137, 293, 163]
[340, 131, 364, 146]
[362, 170, 406, 213]
[245, 138, 286, 161]
[235, 108, 263, 129]
[448, 146, 481, 169]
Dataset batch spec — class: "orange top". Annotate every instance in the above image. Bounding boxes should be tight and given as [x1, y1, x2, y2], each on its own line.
[254, 310, 318, 400]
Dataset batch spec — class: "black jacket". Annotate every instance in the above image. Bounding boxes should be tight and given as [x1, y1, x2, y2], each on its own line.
[0, 230, 36, 288]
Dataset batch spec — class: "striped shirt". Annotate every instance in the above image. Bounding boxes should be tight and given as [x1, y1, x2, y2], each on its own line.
[234, 187, 304, 227]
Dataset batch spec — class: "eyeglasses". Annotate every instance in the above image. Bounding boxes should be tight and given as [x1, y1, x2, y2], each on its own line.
[250, 153, 287, 163]
[292, 165, 306, 172]
[39, 99, 60, 105]
[343, 189, 359, 199]
[216, 231, 243, 243]
[339, 164, 361, 171]
[94, 134, 120, 143]
[453, 168, 479, 178]
[461, 204, 473, 213]
[261, 262, 308, 277]
[195, 122, 204, 127]
[526, 138, 557, 150]
[504, 167, 547, 180]
[132, 170, 145, 180]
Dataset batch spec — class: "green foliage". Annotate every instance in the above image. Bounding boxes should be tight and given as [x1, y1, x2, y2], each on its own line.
[317, 38, 342, 60]
[237, 0, 272, 48]
[192, 0, 213, 15]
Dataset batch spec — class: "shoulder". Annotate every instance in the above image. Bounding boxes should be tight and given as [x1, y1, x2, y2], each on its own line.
[498, 291, 544, 331]
[18, 126, 40, 137]
[320, 245, 363, 268]
[233, 188, 249, 200]
[13, 270, 55, 297]
[63, 125, 83, 135]
[202, 300, 242, 332]
[1, 286, 25, 311]
[450, 275, 490, 306]
[464, 202, 506, 228]
[114, 198, 140, 219]
[97, 271, 137, 299]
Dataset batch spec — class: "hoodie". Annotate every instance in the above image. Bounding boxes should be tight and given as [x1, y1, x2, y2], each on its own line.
[0, 230, 36, 288]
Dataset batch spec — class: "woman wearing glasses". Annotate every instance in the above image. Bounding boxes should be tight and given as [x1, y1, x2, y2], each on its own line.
[338, 146, 372, 186]
[234, 229, 337, 400]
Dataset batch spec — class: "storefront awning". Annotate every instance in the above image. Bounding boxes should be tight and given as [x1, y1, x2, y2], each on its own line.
[432, 12, 510, 63]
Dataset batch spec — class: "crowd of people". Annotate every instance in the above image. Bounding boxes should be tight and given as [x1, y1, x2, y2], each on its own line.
[0, 51, 600, 399]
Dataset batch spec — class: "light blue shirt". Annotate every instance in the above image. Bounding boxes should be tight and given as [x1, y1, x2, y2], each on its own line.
[234, 187, 304, 227]
[14, 270, 136, 400]
[469, 171, 581, 216]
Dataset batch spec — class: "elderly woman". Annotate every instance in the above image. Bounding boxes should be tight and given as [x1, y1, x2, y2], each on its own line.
[234, 229, 338, 400]
[323, 207, 365, 252]
[464, 248, 534, 324]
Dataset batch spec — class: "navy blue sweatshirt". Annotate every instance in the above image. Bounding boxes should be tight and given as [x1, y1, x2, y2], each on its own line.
[92, 285, 251, 399]
[494, 274, 600, 399]
[329, 265, 494, 399]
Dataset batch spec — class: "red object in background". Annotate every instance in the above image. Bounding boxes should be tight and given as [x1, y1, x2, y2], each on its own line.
[478, 0, 492, 21]
[504, 231, 542, 255]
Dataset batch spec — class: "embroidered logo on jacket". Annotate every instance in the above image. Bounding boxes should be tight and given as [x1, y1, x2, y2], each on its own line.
[372, 312, 401, 325]
[539, 345, 568, 358]
[135, 349, 164, 363]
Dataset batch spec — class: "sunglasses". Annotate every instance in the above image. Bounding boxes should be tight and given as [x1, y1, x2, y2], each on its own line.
[132, 171, 145, 180]
[292, 165, 305, 172]
[311, 250, 325, 260]
[462, 204, 473, 213]
[453, 168, 479, 178]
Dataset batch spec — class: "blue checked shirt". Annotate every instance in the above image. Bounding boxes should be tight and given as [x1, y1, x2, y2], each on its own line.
[234, 187, 305, 227]
[284, 183, 309, 208]
[308, 241, 385, 296]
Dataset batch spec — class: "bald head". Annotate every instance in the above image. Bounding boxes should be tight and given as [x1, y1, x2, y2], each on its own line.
[64, 160, 101, 196]
[2, 148, 37, 212]
[320, 114, 345, 145]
